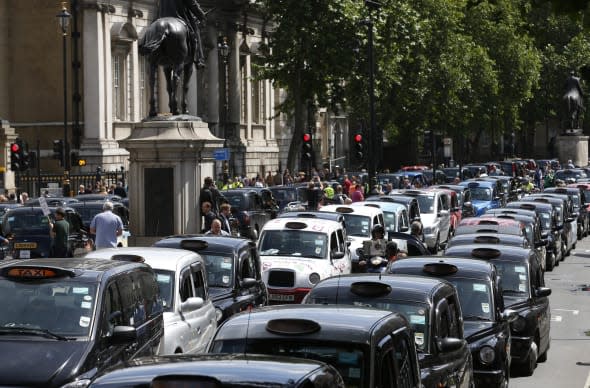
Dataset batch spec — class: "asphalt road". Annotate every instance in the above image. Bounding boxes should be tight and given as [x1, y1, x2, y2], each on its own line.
[510, 237, 590, 388]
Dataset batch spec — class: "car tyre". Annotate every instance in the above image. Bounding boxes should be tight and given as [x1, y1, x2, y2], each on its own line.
[546, 253, 555, 271]
[521, 341, 538, 376]
[538, 349, 548, 363]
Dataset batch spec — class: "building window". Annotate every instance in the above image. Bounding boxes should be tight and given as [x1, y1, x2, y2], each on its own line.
[111, 46, 131, 121]
[139, 56, 149, 119]
[240, 55, 247, 124]
[251, 58, 265, 124]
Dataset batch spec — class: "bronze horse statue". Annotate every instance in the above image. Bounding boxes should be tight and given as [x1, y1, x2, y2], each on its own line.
[139, 17, 194, 117]
[562, 72, 585, 130]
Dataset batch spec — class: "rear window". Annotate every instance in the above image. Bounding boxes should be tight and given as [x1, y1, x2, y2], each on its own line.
[4, 213, 49, 234]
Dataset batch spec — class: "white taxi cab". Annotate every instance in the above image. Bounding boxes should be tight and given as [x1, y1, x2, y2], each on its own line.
[84, 247, 217, 355]
[319, 204, 385, 272]
[258, 218, 350, 304]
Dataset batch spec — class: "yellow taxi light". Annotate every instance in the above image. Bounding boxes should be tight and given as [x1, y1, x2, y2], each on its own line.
[7, 268, 57, 278]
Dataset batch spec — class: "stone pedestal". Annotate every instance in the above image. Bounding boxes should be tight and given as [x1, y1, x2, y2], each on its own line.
[118, 119, 224, 247]
[556, 135, 589, 167]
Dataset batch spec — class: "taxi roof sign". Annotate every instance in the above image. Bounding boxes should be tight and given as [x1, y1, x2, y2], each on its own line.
[350, 281, 392, 297]
[335, 207, 354, 214]
[285, 221, 308, 230]
[180, 240, 209, 251]
[111, 254, 145, 263]
[422, 262, 458, 276]
[471, 248, 502, 259]
[266, 318, 321, 335]
[3, 266, 75, 279]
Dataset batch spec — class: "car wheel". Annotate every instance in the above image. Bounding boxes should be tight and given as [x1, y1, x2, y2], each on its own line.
[546, 253, 555, 271]
[521, 341, 538, 376]
[501, 365, 510, 388]
[538, 349, 548, 363]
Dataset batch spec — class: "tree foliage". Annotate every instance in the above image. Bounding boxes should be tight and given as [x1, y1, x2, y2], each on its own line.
[255, 0, 590, 168]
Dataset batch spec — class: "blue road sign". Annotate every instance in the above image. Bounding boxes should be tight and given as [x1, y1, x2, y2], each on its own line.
[213, 148, 230, 161]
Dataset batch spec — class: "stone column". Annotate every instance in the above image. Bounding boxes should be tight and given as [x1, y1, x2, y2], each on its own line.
[82, 7, 105, 140]
[206, 23, 220, 136]
[119, 119, 224, 246]
[0, 120, 17, 193]
[229, 30, 241, 134]
[556, 135, 589, 167]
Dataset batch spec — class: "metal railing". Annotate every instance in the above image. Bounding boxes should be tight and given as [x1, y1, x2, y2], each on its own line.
[17, 170, 127, 197]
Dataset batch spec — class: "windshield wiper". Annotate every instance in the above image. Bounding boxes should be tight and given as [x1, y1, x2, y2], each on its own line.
[463, 315, 491, 321]
[0, 326, 72, 341]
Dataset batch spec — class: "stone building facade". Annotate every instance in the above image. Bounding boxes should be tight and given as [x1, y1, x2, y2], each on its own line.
[0, 0, 293, 191]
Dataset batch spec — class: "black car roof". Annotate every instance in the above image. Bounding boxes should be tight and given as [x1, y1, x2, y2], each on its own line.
[444, 243, 534, 262]
[90, 354, 340, 386]
[309, 273, 453, 306]
[447, 233, 529, 247]
[484, 208, 537, 218]
[506, 201, 553, 212]
[0, 257, 150, 281]
[74, 194, 122, 202]
[214, 304, 407, 344]
[154, 234, 254, 252]
[68, 201, 127, 209]
[390, 257, 495, 281]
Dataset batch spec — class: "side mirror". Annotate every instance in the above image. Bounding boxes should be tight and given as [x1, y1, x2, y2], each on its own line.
[501, 308, 518, 323]
[534, 240, 548, 247]
[567, 217, 576, 223]
[399, 225, 409, 233]
[240, 278, 257, 288]
[572, 212, 580, 218]
[436, 337, 465, 353]
[109, 325, 137, 344]
[541, 232, 549, 239]
[180, 297, 204, 312]
[534, 287, 552, 298]
[332, 251, 345, 260]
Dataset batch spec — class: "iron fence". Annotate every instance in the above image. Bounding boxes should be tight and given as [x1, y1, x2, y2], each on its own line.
[17, 170, 127, 198]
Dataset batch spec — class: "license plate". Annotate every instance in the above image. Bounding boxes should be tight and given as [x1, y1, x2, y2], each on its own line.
[15, 242, 37, 249]
[19, 250, 31, 259]
[269, 294, 294, 302]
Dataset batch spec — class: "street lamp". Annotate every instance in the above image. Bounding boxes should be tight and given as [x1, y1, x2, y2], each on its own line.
[56, 2, 71, 171]
[218, 36, 231, 177]
[363, 0, 380, 191]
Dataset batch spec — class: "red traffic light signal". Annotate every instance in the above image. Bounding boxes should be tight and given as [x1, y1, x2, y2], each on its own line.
[10, 143, 20, 153]
[353, 133, 364, 161]
[303, 133, 312, 142]
[354, 134, 362, 143]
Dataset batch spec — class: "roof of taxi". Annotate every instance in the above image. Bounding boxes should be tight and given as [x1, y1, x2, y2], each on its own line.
[91, 354, 336, 386]
[214, 304, 407, 344]
[319, 204, 383, 217]
[447, 233, 529, 247]
[390, 257, 496, 281]
[458, 180, 495, 188]
[261, 217, 343, 231]
[0, 257, 150, 280]
[308, 273, 454, 305]
[84, 247, 204, 271]
[352, 200, 406, 212]
[484, 208, 537, 218]
[444, 243, 534, 262]
[153, 234, 253, 251]
[458, 217, 522, 227]
[506, 201, 554, 212]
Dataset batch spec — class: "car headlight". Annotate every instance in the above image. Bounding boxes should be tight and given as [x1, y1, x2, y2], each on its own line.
[215, 307, 224, 323]
[512, 316, 526, 332]
[60, 379, 91, 388]
[309, 272, 321, 285]
[479, 346, 496, 364]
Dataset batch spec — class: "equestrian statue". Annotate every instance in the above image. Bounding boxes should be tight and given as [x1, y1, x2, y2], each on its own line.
[562, 70, 585, 133]
[138, 0, 206, 117]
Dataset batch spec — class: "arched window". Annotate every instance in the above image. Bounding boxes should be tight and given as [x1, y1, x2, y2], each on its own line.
[110, 22, 138, 121]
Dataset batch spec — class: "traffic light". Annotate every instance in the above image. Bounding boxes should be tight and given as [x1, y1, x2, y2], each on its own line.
[28, 151, 37, 169]
[71, 152, 86, 167]
[353, 133, 364, 161]
[302, 132, 313, 161]
[19, 142, 29, 171]
[10, 141, 21, 171]
[53, 139, 64, 166]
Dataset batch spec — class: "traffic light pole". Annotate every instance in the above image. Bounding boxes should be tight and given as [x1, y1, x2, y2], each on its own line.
[365, 1, 380, 192]
[62, 27, 70, 172]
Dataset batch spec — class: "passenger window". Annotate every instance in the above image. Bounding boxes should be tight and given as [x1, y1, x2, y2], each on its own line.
[179, 270, 194, 302]
[379, 349, 397, 388]
[251, 248, 262, 280]
[139, 272, 159, 318]
[102, 281, 124, 336]
[336, 229, 345, 252]
[192, 268, 207, 300]
[447, 297, 461, 338]
[116, 276, 136, 326]
[241, 253, 255, 280]
[330, 232, 338, 252]
[436, 300, 451, 338]
[129, 272, 147, 327]
[394, 331, 419, 388]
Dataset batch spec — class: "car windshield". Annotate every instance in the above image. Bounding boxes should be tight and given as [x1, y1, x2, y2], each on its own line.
[337, 214, 369, 237]
[0, 279, 97, 337]
[200, 254, 234, 288]
[71, 206, 101, 225]
[416, 194, 435, 214]
[270, 188, 297, 203]
[494, 261, 530, 304]
[4, 213, 50, 233]
[382, 211, 396, 233]
[224, 193, 247, 211]
[259, 230, 328, 258]
[154, 270, 175, 311]
[470, 187, 492, 201]
[538, 211, 552, 230]
[450, 278, 494, 321]
[210, 339, 368, 388]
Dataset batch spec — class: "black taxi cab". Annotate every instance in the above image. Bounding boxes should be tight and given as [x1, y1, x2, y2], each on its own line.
[447, 233, 531, 250]
[443, 244, 551, 376]
[303, 274, 473, 388]
[0, 258, 164, 388]
[89, 354, 345, 388]
[389, 258, 517, 387]
[208, 305, 421, 388]
[153, 235, 267, 323]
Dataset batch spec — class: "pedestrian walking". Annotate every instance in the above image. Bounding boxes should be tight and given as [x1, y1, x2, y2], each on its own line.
[49, 207, 71, 257]
[90, 201, 124, 249]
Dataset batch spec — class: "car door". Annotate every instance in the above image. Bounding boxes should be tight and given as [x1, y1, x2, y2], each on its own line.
[237, 248, 265, 309]
[438, 194, 451, 243]
[177, 268, 201, 353]
[435, 296, 471, 388]
[530, 256, 551, 354]
[190, 263, 216, 354]
[399, 209, 410, 234]
[377, 334, 400, 388]
[392, 328, 422, 388]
